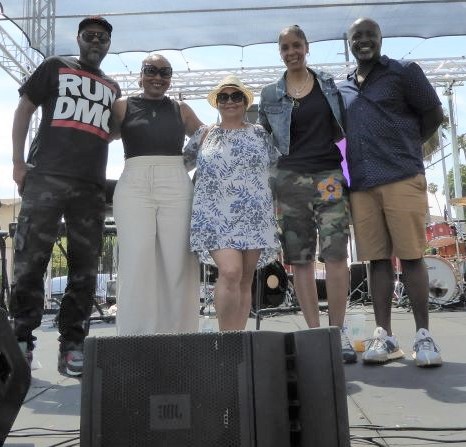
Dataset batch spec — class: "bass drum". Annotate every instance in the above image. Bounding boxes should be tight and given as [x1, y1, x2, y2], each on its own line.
[424, 255, 459, 305]
[251, 261, 289, 310]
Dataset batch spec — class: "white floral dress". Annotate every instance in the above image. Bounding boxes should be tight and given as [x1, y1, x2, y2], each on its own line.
[184, 124, 280, 267]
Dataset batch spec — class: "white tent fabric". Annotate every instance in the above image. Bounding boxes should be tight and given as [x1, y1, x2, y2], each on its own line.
[1, 0, 466, 56]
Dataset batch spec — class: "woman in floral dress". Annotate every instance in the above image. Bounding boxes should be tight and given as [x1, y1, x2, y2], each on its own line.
[184, 75, 280, 331]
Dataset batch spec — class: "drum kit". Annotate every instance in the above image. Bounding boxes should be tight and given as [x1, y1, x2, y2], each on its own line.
[424, 215, 466, 307]
[199, 260, 299, 330]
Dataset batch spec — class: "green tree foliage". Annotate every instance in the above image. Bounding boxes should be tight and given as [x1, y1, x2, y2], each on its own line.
[52, 237, 68, 278]
[50, 234, 118, 278]
[447, 163, 466, 199]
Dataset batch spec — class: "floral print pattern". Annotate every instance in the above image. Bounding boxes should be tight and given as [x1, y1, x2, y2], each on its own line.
[184, 124, 280, 267]
[317, 175, 343, 201]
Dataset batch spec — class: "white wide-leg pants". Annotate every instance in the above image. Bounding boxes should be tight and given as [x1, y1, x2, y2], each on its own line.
[113, 156, 200, 335]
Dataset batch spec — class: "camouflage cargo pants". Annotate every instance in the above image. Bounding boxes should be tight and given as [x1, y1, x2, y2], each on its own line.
[10, 173, 105, 350]
[272, 168, 350, 264]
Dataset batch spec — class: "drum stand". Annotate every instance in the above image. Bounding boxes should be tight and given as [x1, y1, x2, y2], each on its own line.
[52, 233, 115, 333]
[199, 263, 215, 316]
[449, 255, 466, 306]
[252, 267, 300, 330]
[348, 262, 371, 305]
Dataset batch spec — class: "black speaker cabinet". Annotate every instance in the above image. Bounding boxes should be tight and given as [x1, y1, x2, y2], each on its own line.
[80, 327, 349, 447]
[0, 308, 31, 445]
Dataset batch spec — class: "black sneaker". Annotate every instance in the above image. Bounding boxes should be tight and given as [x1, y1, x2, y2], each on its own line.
[58, 348, 84, 377]
[340, 329, 357, 364]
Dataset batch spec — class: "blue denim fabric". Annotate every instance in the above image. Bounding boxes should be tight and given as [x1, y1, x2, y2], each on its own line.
[258, 69, 345, 155]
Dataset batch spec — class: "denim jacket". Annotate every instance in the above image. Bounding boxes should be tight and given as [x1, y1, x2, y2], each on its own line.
[258, 68, 345, 155]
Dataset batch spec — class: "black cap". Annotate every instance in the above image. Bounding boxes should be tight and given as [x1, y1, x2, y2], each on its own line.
[78, 16, 113, 36]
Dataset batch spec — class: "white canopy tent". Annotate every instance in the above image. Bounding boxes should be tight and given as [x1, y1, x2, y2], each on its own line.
[1, 1, 466, 56]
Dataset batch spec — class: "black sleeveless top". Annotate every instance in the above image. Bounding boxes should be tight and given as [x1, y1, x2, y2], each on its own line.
[121, 96, 186, 158]
[278, 82, 342, 173]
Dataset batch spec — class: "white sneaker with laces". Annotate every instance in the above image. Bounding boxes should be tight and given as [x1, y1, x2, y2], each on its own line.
[362, 327, 404, 364]
[412, 328, 442, 367]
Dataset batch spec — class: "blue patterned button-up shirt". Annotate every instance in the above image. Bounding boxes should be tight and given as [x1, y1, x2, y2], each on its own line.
[338, 55, 441, 191]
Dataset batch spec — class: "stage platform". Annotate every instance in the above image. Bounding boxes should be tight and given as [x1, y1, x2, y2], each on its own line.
[4, 304, 466, 446]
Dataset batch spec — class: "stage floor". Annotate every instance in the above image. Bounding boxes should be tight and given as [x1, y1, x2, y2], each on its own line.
[4, 304, 466, 446]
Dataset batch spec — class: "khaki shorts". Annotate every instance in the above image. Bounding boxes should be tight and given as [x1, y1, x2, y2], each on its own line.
[350, 174, 428, 260]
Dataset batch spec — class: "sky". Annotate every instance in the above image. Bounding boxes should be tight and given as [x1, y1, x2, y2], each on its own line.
[0, 23, 465, 221]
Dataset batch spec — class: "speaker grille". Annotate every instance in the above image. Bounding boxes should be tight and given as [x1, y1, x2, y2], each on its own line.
[87, 333, 250, 446]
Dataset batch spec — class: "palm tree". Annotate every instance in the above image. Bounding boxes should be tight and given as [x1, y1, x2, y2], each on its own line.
[458, 133, 466, 160]
[427, 182, 442, 217]
[447, 164, 466, 199]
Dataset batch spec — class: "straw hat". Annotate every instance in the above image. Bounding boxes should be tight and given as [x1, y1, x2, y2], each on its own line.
[207, 74, 254, 109]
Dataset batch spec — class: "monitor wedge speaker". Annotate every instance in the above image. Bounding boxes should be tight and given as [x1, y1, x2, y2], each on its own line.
[80, 327, 349, 447]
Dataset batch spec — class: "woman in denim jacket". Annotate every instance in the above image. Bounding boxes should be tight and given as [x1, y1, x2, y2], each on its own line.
[258, 25, 356, 363]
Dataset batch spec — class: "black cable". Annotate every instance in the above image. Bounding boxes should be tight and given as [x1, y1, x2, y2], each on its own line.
[350, 436, 385, 447]
[350, 425, 466, 445]
[7, 433, 78, 438]
[356, 434, 466, 443]
[351, 424, 466, 432]
[48, 437, 80, 447]
[9, 427, 79, 434]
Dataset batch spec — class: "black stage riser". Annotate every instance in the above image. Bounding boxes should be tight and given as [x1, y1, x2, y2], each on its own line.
[80, 327, 349, 447]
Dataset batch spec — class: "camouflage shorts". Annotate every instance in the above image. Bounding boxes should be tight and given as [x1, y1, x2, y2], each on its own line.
[272, 168, 350, 264]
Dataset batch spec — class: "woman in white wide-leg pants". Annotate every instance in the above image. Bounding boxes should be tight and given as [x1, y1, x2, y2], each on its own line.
[113, 156, 200, 334]
[111, 54, 203, 335]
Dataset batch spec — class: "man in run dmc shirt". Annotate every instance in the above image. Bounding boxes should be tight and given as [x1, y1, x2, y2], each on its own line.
[11, 16, 121, 377]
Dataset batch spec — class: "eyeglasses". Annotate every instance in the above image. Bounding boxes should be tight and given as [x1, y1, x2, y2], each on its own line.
[80, 31, 110, 44]
[216, 91, 245, 104]
[141, 65, 173, 79]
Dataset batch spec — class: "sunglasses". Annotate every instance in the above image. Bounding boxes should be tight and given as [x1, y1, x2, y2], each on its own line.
[216, 91, 245, 104]
[141, 65, 173, 79]
[80, 31, 110, 44]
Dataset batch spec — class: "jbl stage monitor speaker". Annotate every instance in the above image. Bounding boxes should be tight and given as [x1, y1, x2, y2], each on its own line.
[0, 308, 31, 445]
[80, 327, 349, 447]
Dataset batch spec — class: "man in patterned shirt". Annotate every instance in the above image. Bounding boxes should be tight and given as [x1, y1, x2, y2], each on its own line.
[339, 17, 444, 367]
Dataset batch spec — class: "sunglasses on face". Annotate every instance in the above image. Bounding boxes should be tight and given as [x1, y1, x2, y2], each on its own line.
[216, 91, 245, 104]
[141, 65, 173, 79]
[80, 31, 110, 44]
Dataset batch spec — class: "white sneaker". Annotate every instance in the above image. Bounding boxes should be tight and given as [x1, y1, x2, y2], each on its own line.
[412, 328, 442, 367]
[362, 327, 404, 364]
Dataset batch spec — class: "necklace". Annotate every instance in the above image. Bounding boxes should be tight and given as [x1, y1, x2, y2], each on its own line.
[287, 70, 310, 97]
[140, 94, 164, 118]
[289, 96, 300, 109]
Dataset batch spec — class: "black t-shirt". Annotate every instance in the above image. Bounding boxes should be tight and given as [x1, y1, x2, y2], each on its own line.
[278, 82, 342, 173]
[20, 56, 121, 186]
[121, 96, 185, 158]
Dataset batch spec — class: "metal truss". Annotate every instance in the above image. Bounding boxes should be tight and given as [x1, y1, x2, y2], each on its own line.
[23, 0, 56, 57]
[0, 0, 54, 84]
[0, 22, 39, 84]
[1, 1, 466, 98]
[113, 58, 466, 100]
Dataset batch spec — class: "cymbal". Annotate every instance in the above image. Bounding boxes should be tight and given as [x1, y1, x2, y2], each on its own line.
[450, 197, 466, 206]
